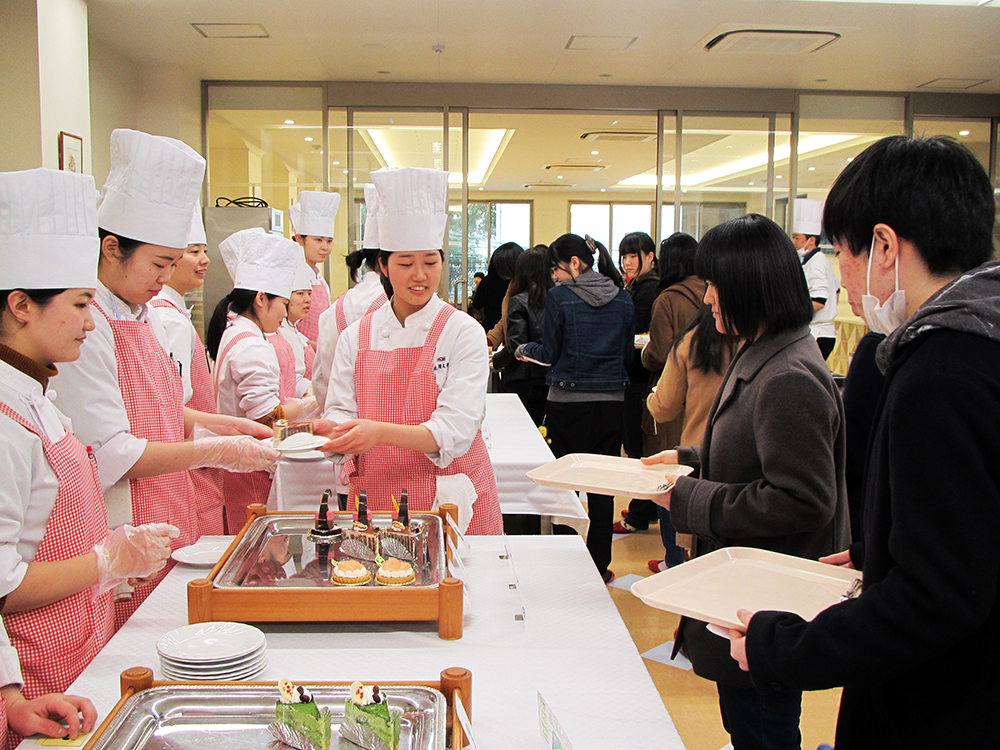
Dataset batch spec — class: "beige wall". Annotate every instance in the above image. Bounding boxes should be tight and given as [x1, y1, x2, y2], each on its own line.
[89, 38, 139, 185]
[0, 0, 43, 170]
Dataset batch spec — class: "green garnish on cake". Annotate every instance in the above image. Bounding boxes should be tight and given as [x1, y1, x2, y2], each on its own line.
[269, 678, 332, 750]
[340, 681, 400, 750]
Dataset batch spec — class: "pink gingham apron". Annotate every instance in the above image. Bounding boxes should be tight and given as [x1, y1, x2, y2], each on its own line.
[148, 297, 224, 536]
[343, 305, 502, 534]
[92, 302, 197, 629]
[214, 331, 276, 532]
[295, 276, 329, 342]
[265, 332, 298, 403]
[0, 405, 114, 748]
[334, 290, 388, 334]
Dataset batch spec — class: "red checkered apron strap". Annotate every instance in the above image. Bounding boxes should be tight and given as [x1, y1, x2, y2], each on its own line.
[416, 306, 502, 535]
[334, 293, 349, 334]
[213, 330, 259, 395]
[0, 403, 115, 705]
[296, 278, 330, 341]
[303, 341, 315, 380]
[265, 333, 298, 403]
[91, 301, 197, 628]
[365, 291, 388, 317]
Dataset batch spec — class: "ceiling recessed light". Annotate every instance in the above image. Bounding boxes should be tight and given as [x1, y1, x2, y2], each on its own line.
[775, 174, 783, 179]
[557, 175, 564, 179]
[748, 181, 755, 185]
[591, 150, 599, 155]
[846, 157, 854, 162]
[304, 137, 314, 142]
[332, 161, 340, 166]
[478, 187, 484, 191]
[611, 121, 619, 126]
[284, 119, 295, 125]
[959, 129, 971, 136]
[726, 145, 732, 149]
[600, 188, 607, 192]
[808, 166, 816, 171]
[342, 169, 349, 174]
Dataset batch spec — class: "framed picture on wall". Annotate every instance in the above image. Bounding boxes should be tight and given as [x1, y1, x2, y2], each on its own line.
[59, 132, 83, 173]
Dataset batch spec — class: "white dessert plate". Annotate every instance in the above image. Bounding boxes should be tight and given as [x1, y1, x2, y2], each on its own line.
[158, 642, 265, 669]
[281, 449, 327, 461]
[526, 453, 693, 500]
[274, 434, 329, 453]
[171, 541, 228, 567]
[630, 547, 862, 631]
[160, 652, 267, 679]
[161, 656, 267, 682]
[157, 622, 266, 663]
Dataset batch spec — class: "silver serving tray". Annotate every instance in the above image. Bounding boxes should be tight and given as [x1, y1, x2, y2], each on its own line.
[89, 684, 445, 750]
[214, 514, 446, 590]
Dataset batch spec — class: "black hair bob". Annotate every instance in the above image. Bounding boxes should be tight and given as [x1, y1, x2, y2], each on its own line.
[823, 135, 995, 275]
[618, 232, 656, 260]
[487, 242, 524, 281]
[654, 232, 699, 296]
[695, 213, 812, 339]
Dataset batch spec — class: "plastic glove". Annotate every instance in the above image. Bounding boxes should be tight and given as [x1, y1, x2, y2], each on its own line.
[94, 523, 179, 594]
[280, 396, 319, 423]
[192, 434, 280, 472]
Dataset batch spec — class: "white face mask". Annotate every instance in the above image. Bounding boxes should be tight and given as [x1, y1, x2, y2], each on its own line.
[861, 235, 907, 335]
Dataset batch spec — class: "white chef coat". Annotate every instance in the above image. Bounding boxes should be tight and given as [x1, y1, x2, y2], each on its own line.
[0, 618, 23, 688]
[803, 250, 840, 340]
[314, 271, 385, 411]
[0, 360, 73, 600]
[215, 315, 283, 421]
[149, 285, 196, 403]
[324, 294, 488, 469]
[276, 319, 311, 398]
[51, 281, 173, 503]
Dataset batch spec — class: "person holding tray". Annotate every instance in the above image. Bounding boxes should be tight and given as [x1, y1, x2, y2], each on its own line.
[643, 213, 850, 750]
[317, 167, 503, 535]
[729, 137, 1000, 748]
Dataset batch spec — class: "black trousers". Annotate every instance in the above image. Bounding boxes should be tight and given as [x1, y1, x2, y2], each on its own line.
[545, 399, 624, 575]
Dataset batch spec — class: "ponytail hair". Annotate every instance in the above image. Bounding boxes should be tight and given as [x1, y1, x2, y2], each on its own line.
[206, 288, 276, 361]
[346, 247, 380, 283]
[547, 233, 623, 288]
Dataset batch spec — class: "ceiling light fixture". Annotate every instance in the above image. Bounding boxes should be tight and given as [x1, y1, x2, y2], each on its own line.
[591, 151, 599, 155]
[304, 137, 314, 142]
[192, 23, 269, 39]
[808, 166, 816, 171]
[284, 119, 295, 125]
[959, 129, 971, 136]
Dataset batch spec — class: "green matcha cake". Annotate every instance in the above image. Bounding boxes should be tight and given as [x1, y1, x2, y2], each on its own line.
[269, 678, 333, 750]
[340, 681, 400, 750]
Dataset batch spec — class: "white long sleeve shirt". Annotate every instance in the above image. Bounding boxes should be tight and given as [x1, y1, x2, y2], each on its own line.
[51, 282, 175, 527]
[0, 361, 73, 599]
[149, 285, 196, 403]
[276, 319, 311, 398]
[323, 294, 488, 469]
[0, 618, 22, 688]
[803, 251, 840, 340]
[314, 272, 386, 411]
[215, 316, 283, 420]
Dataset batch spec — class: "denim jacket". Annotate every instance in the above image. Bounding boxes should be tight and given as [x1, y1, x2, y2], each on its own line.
[519, 280, 635, 391]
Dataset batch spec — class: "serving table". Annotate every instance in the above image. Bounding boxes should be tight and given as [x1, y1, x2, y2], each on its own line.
[271, 394, 588, 533]
[48, 535, 684, 750]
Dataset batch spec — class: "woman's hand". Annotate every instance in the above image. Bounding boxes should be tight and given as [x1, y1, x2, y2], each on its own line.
[1, 685, 97, 740]
[729, 608, 755, 672]
[641, 450, 679, 466]
[819, 549, 855, 569]
[650, 486, 673, 510]
[319, 419, 383, 455]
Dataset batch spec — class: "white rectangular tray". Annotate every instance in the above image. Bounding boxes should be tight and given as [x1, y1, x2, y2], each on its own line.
[526, 453, 693, 500]
[630, 547, 861, 630]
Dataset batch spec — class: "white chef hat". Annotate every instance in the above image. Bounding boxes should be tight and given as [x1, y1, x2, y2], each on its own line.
[792, 198, 824, 237]
[371, 167, 449, 252]
[0, 168, 100, 289]
[361, 183, 380, 250]
[288, 191, 340, 238]
[291, 258, 315, 292]
[219, 227, 299, 299]
[187, 204, 207, 246]
[98, 129, 206, 249]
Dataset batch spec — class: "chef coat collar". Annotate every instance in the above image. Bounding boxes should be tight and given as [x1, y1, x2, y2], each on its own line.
[385, 292, 444, 332]
[95, 279, 149, 322]
[157, 285, 190, 318]
[229, 313, 266, 339]
[0, 342, 58, 388]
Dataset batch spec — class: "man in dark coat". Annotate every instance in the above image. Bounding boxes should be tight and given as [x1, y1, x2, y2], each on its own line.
[730, 135, 1000, 749]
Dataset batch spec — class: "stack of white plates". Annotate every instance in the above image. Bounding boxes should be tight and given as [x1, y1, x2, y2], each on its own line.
[156, 622, 267, 681]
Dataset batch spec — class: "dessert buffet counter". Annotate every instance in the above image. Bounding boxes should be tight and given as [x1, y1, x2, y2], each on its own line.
[271, 395, 588, 531]
[46, 536, 684, 750]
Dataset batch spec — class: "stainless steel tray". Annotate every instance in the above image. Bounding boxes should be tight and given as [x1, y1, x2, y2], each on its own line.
[214, 514, 446, 590]
[89, 684, 445, 750]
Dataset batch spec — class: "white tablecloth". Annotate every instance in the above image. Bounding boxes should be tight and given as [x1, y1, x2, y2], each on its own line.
[53, 536, 684, 750]
[271, 394, 587, 527]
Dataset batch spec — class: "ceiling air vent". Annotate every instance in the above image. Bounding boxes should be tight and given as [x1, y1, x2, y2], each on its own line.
[544, 164, 607, 172]
[917, 78, 990, 90]
[523, 182, 576, 189]
[581, 131, 656, 143]
[705, 30, 839, 54]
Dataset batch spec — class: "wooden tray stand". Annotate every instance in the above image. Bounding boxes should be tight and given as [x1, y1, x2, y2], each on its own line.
[188, 504, 464, 640]
[81, 666, 473, 750]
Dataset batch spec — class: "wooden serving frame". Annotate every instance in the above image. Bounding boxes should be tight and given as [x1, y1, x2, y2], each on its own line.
[187, 504, 464, 640]
[81, 666, 473, 750]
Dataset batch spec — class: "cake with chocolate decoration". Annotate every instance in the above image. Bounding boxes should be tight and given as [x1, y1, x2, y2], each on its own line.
[341, 681, 400, 750]
[270, 678, 332, 750]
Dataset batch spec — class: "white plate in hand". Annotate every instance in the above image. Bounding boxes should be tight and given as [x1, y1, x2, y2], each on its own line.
[274, 434, 329, 453]
[526, 453, 693, 499]
[171, 540, 228, 567]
